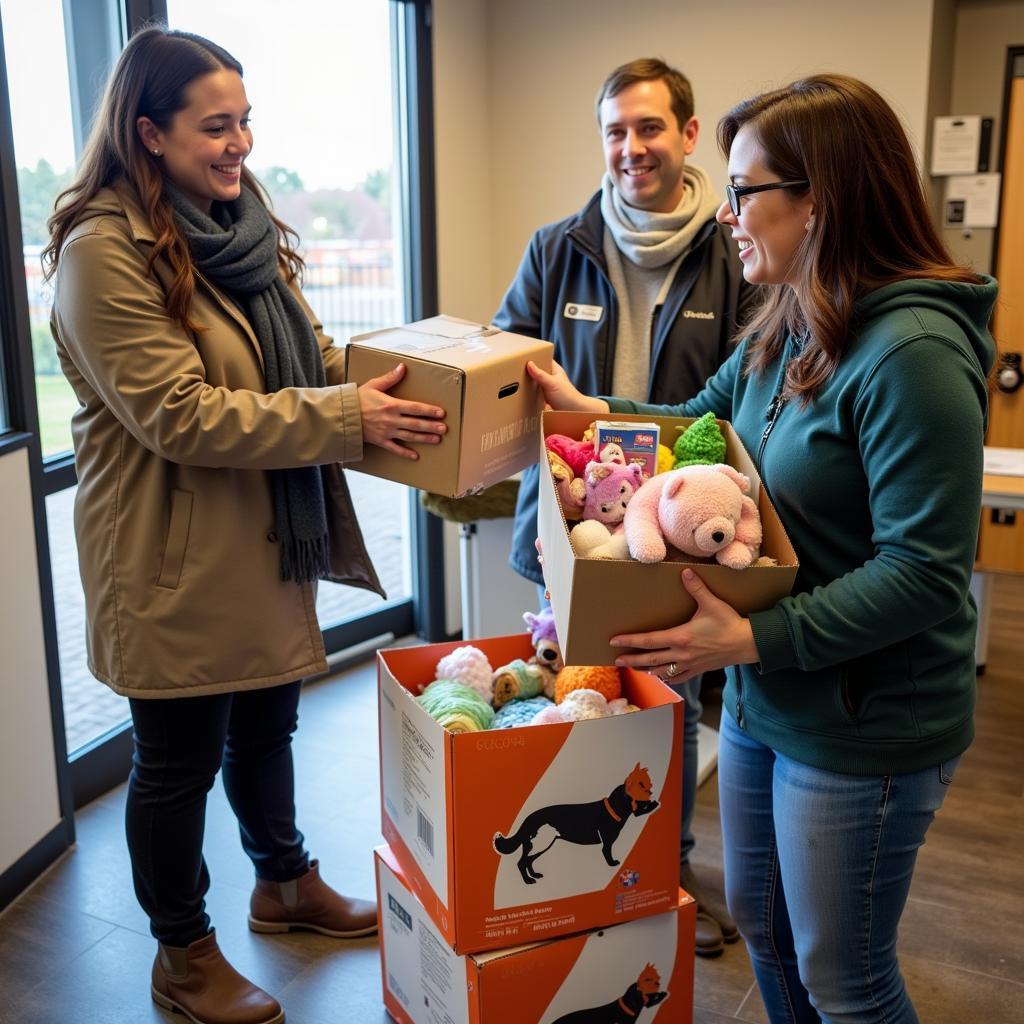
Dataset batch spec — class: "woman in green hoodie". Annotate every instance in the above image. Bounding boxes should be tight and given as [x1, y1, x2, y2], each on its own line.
[528, 74, 996, 1023]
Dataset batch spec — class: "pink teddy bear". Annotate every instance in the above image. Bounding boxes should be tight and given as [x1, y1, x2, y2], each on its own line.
[624, 464, 762, 569]
[569, 461, 645, 560]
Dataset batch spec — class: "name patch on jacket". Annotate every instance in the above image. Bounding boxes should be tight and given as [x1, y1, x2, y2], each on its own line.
[563, 302, 603, 322]
[683, 309, 716, 320]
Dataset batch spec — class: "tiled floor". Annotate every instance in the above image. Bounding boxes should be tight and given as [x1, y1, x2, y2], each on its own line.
[2, 576, 1023, 1023]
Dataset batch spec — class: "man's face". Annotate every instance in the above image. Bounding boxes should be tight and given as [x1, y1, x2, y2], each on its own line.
[600, 78, 697, 213]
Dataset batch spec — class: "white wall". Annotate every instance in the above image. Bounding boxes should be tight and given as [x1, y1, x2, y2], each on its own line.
[0, 448, 61, 874]
[434, 0, 944, 320]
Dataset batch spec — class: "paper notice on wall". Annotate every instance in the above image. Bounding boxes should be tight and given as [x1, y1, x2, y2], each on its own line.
[984, 447, 1024, 478]
[932, 116, 982, 175]
[944, 174, 1001, 228]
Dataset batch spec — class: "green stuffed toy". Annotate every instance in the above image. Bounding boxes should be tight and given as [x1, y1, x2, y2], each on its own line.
[673, 411, 727, 468]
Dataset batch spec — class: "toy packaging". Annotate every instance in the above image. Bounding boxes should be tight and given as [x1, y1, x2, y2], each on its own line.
[377, 633, 683, 954]
[594, 420, 660, 479]
[376, 844, 696, 1024]
[538, 410, 799, 666]
[344, 315, 553, 496]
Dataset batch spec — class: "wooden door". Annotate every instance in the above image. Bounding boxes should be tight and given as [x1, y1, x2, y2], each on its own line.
[977, 59, 1024, 572]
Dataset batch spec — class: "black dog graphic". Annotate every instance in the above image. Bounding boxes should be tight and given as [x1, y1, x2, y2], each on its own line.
[552, 962, 669, 1022]
[493, 763, 659, 884]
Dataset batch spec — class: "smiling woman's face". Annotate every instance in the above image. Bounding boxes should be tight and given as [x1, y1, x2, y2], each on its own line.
[138, 68, 252, 213]
[716, 125, 814, 287]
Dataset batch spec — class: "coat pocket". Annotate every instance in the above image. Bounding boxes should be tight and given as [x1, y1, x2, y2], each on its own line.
[156, 489, 193, 590]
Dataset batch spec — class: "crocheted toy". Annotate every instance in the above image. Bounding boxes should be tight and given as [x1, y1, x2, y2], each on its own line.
[569, 461, 645, 560]
[523, 606, 562, 698]
[608, 697, 641, 714]
[547, 450, 586, 521]
[625, 464, 762, 569]
[532, 688, 615, 724]
[656, 444, 675, 476]
[554, 664, 622, 704]
[432, 645, 494, 703]
[417, 679, 495, 732]
[492, 659, 547, 707]
[673, 412, 727, 469]
[491, 695, 555, 728]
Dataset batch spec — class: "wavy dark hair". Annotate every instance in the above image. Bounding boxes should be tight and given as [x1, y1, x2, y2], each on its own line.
[43, 26, 303, 332]
[718, 73, 980, 403]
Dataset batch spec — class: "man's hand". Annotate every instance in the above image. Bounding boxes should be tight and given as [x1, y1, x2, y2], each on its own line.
[526, 359, 610, 415]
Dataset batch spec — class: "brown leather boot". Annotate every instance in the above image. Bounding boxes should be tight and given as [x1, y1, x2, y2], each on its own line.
[151, 929, 284, 1024]
[248, 859, 378, 938]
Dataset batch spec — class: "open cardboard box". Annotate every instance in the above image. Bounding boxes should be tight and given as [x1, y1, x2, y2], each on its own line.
[344, 315, 553, 496]
[378, 633, 682, 955]
[376, 844, 696, 1024]
[539, 410, 799, 667]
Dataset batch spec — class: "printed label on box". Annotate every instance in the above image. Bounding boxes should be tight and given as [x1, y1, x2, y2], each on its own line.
[492, 708, 673, 909]
[379, 860, 469, 1024]
[380, 672, 449, 903]
[595, 420, 660, 478]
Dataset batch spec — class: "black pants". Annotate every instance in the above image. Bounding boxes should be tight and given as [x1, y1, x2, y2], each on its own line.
[126, 681, 309, 946]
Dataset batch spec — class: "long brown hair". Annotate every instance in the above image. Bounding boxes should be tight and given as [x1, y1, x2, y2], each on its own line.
[43, 26, 303, 332]
[717, 74, 980, 403]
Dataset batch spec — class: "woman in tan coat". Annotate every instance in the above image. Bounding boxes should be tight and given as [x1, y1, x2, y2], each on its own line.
[44, 27, 445, 1024]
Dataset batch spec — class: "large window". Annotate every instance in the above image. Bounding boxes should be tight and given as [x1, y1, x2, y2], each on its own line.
[0, 0, 434, 777]
[166, 0, 415, 632]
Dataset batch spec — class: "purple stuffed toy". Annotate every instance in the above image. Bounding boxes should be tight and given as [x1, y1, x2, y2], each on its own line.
[523, 606, 563, 698]
[569, 461, 645, 560]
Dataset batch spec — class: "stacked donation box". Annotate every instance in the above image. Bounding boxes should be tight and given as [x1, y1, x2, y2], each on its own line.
[376, 635, 696, 1023]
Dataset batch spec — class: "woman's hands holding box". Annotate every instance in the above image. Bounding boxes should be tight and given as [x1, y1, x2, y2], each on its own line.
[357, 362, 448, 459]
[610, 569, 759, 683]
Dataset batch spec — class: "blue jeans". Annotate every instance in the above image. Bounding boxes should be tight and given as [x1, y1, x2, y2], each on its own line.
[718, 711, 958, 1024]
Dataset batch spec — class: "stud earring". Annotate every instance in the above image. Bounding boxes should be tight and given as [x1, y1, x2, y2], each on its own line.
[805, 219, 814, 230]
[152, 149, 161, 156]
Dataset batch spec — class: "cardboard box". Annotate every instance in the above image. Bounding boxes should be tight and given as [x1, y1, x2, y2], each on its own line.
[378, 634, 683, 954]
[344, 315, 553, 496]
[376, 844, 696, 1024]
[539, 410, 799, 666]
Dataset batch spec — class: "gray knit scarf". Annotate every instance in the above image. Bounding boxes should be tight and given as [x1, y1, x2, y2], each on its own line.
[166, 182, 330, 584]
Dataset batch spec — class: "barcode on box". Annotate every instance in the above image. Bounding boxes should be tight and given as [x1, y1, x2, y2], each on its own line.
[416, 806, 434, 856]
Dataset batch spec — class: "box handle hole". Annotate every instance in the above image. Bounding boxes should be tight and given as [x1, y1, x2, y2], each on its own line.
[498, 382, 520, 399]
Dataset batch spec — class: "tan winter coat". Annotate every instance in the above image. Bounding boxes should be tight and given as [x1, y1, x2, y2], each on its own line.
[50, 183, 384, 698]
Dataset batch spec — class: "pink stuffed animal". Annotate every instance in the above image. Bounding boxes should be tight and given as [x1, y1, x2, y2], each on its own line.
[569, 461, 645, 559]
[624, 464, 762, 569]
[546, 434, 626, 478]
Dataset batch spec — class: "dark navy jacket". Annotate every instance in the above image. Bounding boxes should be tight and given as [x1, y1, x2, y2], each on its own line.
[493, 189, 757, 583]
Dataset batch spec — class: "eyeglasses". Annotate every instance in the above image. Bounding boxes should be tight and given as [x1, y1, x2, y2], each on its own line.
[725, 180, 810, 217]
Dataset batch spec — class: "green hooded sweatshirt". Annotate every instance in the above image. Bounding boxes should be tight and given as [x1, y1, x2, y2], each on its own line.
[609, 276, 997, 774]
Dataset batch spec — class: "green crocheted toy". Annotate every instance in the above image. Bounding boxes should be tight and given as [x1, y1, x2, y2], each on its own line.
[673, 412, 727, 468]
[492, 659, 546, 708]
[417, 679, 495, 732]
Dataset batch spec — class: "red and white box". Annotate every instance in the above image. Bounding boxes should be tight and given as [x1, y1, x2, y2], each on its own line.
[376, 845, 696, 1024]
[377, 634, 683, 954]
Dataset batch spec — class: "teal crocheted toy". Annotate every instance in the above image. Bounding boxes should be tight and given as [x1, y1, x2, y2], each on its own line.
[417, 679, 495, 733]
[490, 696, 554, 729]
[492, 659, 546, 708]
[673, 412, 727, 468]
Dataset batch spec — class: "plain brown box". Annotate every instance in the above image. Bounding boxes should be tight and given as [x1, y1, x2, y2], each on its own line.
[538, 410, 799, 666]
[344, 315, 553, 496]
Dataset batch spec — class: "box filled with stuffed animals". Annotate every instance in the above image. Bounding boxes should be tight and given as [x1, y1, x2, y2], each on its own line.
[376, 844, 695, 1024]
[377, 632, 683, 955]
[344, 314, 553, 496]
[539, 409, 799, 667]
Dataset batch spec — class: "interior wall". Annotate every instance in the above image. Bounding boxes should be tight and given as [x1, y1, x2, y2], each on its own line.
[943, 0, 1024, 272]
[478, 0, 940, 318]
[0, 447, 61, 874]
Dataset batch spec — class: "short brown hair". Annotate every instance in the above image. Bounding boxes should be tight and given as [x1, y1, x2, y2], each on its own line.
[596, 58, 694, 130]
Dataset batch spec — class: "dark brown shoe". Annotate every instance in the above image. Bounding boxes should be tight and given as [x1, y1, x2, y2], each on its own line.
[249, 859, 377, 938]
[694, 911, 725, 958]
[151, 929, 284, 1024]
[681, 862, 739, 944]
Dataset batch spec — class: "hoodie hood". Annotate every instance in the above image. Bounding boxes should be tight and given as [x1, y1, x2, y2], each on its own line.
[855, 275, 998, 378]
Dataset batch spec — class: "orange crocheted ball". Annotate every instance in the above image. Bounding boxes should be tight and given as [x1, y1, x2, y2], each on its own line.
[554, 665, 622, 704]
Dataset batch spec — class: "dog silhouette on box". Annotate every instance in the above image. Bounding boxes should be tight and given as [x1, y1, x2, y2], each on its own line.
[493, 764, 659, 884]
[552, 962, 669, 1023]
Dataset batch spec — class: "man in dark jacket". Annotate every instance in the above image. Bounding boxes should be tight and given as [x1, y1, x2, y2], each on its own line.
[493, 57, 756, 958]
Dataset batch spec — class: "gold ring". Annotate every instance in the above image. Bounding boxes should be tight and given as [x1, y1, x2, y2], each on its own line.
[666, 661, 679, 679]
